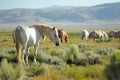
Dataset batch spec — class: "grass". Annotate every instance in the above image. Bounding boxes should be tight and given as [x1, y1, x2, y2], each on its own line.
[0, 59, 26, 80]
[0, 30, 120, 80]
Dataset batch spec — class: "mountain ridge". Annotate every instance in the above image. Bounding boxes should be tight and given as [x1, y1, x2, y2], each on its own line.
[0, 2, 120, 23]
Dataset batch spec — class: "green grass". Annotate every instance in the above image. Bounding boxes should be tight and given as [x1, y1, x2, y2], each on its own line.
[0, 30, 120, 80]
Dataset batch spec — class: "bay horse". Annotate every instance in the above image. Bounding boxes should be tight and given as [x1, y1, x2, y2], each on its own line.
[80, 29, 89, 40]
[108, 30, 120, 40]
[13, 24, 60, 64]
[58, 29, 68, 43]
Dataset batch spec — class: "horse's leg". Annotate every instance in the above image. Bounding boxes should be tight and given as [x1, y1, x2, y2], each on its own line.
[65, 36, 67, 43]
[43, 35, 46, 41]
[61, 36, 64, 43]
[22, 43, 27, 65]
[25, 47, 30, 65]
[101, 36, 104, 41]
[34, 43, 39, 64]
[59, 37, 62, 43]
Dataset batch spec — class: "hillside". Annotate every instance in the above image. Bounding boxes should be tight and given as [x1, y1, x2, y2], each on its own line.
[0, 2, 120, 23]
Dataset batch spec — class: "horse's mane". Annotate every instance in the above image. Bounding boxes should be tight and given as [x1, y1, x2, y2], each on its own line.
[33, 24, 53, 36]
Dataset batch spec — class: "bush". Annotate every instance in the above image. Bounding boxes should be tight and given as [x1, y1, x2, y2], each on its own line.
[97, 48, 113, 56]
[50, 48, 67, 60]
[75, 53, 88, 66]
[0, 59, 26, 80]
[110, 49, 120, 70]
[37, 50, 63, 65]
[65, 44, 79, 65]
[78, 44, 93, 52]
[0, 49, 10, 61]
[88, 53, 102, 64]
[0, 49, 17, 63]
[26, 63, 46, 78]
[105, 49, 120, 80]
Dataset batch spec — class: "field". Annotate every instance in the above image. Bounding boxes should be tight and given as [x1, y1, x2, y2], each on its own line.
[0, 29, 120, 80]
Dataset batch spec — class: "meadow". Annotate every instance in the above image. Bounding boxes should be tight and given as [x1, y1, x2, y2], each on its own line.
[0, 29, 120, 80]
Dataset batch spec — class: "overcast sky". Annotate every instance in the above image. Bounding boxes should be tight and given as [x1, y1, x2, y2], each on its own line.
[0, 0, 120, 10]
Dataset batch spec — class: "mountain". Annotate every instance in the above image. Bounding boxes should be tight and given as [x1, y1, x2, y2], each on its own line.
[0, 2, 120, 23]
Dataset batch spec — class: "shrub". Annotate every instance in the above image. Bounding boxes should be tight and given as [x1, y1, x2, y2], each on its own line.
[37, 50, 63, 65]
[0, 59, 26, 80]
[37, 50, 52, 64]
[65, 44, 79, 65]
[88, 53, 102, 64]
[0, 59, 15, 80]
[97, 48, 113, 56]
[105, 49, 120, 80]
[0, 49, 17, 63]
[75, 53, 88, 66]
[110, 49, 120, 70]
[78, 44, 93, 52]
[0, 49, 10, 61]
[50, 48, 67, 59]
[26, 64, 46, 78]
[69, 44, 79, 55]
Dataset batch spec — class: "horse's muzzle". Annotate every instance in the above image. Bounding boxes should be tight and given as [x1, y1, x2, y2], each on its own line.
[55, 42, 60, 46]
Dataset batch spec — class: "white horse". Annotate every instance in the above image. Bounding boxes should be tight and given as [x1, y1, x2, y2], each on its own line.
[80, 29, 89, 40]
[100, 30, 109, 39]
[13, 24, 60, 65]
[89, 30, 108, 41]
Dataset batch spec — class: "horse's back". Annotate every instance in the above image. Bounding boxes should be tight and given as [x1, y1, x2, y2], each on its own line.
[58, 29, 68, 42]
[108, 30, 118, 38]
[27, 26, 41, 46]
[15, 26, 41, 47]
[80, 29, 89, 40]
[58, 29, 68, 37]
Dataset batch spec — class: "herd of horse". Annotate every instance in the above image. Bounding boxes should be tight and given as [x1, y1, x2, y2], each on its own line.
[12, 24, 120, 64]
[80, 29, 120, 41]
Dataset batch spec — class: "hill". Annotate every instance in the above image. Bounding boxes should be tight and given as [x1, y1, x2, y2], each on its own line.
[0, 2, 120, 23]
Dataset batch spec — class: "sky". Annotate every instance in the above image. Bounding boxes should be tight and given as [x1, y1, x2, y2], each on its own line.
[0, 0, 120, 10]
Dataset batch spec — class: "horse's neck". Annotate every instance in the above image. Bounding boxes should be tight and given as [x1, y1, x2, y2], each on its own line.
[41, 28, 51, 36]
[34, 26, 51, 36]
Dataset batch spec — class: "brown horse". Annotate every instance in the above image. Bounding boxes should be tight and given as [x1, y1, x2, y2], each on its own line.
[108, 30, 120, 40]
[58, 29, 68, 43]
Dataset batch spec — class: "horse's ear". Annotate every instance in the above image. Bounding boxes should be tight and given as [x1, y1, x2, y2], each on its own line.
[53, 26, 55, 30]
[17, 26, 21, 30]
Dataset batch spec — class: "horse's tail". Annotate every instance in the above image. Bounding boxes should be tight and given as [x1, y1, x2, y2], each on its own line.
[12, 30, 15, 43]
[14, 26, 21, 62]
[65, 33, 69, 43]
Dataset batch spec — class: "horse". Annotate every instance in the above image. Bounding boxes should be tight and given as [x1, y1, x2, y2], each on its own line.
[58, 29, 68, 43]
[13, 24, 60, 65]
[12, 30, 15, 43]
[89, 30, 107, 41]
[108, 30, 120, 40]
[80, 29, 89, 40]
[101, 30, 109, 39]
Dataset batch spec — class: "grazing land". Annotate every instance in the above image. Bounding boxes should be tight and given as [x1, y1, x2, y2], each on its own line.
[0, 29, 120, 80]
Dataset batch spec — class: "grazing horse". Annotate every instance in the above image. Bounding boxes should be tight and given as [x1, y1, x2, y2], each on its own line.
[13, 24, 60, 64]
[89, 30, 107, 41]
[80, 29, 89, 40]
[101, 30, 109, 39]
[12, 30, 15, 43]
[58, 29, 68, 43]
[108, 30, 120, 40]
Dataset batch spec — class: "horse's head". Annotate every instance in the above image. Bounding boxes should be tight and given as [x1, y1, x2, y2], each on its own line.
[89, 31, 94, 39]
[50, 27, 60, 46]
